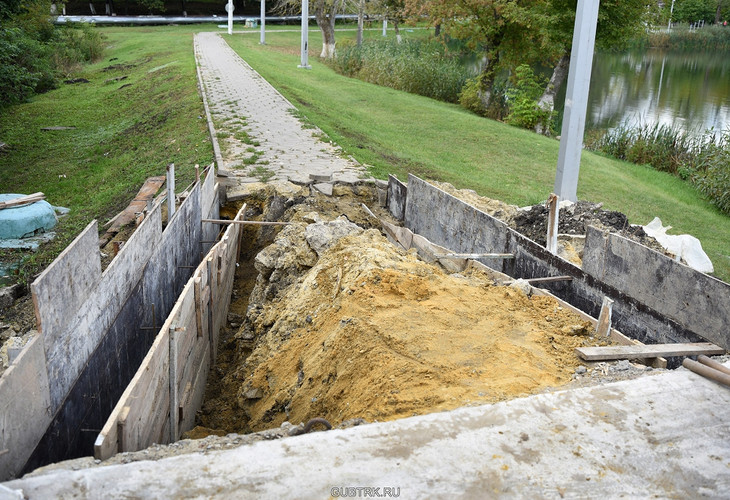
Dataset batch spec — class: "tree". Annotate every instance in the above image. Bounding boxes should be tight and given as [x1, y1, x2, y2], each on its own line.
[533, 0, 650, 133]
[275, 0, 344, 59]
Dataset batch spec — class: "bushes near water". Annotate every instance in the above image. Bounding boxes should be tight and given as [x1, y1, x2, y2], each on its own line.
[634, 25, 730, 51]
[586, 124, 730, 215]
[331, 39, 470, 103]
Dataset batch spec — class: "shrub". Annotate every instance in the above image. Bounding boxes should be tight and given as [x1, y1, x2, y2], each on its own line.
[0, 27, 55, 106]
[331, 39, 469, 103]
[458, 76, 486, 116]
[586, 125, 730, 215]
[504, 64, 552, 132]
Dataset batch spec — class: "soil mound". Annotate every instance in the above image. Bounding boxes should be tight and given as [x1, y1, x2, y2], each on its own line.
[209, 211, 610, 432]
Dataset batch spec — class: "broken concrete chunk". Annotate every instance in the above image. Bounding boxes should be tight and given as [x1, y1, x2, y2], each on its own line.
[313, 183, 333, 196]
[243, 387, 264, 400]
[304, 217, 363, 257]
[508, 279, 532, 296]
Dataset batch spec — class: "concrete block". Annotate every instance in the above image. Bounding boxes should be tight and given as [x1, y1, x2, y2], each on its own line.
[309, 173, 332, 182]
[583, 226, 730, 350]
[387, 175, 406, 221]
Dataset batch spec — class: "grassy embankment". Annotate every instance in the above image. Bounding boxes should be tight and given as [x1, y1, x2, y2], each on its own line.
[225, 28, 729, 282]
[0, 23, 727, 283]
[0, 25, 214, 282]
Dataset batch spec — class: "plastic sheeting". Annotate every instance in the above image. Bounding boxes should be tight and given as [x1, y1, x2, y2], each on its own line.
[643, 217, 714, 274]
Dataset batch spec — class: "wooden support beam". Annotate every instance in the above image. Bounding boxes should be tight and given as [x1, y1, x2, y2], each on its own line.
[546, 193, 559, 255]
[595, 297, 614, 337]
[203, 218, 291, 226]
[117, 406, 130, 452]
[503, 276, 573, 285]
[576, 343, 725, 361]
[698, 355, 730, 376]
[683, 358, 730, 387]
[169, 326, 179, 443]
[194, 277, 204, 338]
[433, 253, 514, 260]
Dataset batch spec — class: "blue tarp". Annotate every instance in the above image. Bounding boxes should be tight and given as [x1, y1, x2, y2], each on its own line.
[0, 194, 58, 240]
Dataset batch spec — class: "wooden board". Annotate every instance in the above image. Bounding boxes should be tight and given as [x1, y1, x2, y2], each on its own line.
[100, 176, 165, 245]
[576, 343, 725, 361]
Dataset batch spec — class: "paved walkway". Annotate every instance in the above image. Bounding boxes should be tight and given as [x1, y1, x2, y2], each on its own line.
[193, 32, 366, 185]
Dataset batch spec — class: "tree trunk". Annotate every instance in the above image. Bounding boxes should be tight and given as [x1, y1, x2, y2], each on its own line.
[89, 2, 96, 14]
[716, 1, 722, 24]
[393, 20, 402, 43]
[535, 53, 570, 135]
[356, 0, 364, 46]
[315, 0, 339, 58]
[434, 23, 441, 37]
[105, 0, 114, 15]
[181, 0, 187, 17]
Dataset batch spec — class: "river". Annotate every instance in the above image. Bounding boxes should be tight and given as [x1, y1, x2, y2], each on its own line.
[573, 49, 730, 137]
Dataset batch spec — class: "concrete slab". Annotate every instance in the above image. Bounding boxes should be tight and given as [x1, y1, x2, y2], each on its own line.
[5, 364, 730, 498]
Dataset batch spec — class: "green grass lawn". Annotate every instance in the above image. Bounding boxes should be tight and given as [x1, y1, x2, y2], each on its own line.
[0, 23, 727, 283]
[223, 28, 730, 282]
[0, 25, 214, 281]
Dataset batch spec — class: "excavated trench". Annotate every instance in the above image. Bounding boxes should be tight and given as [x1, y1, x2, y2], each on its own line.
[188, 182, 630, 438]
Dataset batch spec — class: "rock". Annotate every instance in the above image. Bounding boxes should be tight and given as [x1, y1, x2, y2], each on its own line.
[575, 365, 587, 375]
[244, 387, 264, 400]
[304, 217, 363, 257]
[0, 284, 24, 311]
[614, 359, 631, 371]
[508, 279, 532, 296]
[561, 324, 590, 336]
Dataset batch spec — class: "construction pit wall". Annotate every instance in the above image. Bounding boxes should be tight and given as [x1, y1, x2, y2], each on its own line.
[94, 205, 243, 460]
[0, 166, 220, 480]
[389, 174, 730, 363]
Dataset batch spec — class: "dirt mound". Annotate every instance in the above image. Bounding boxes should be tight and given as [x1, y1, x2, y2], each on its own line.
[203, 204, 611, 433]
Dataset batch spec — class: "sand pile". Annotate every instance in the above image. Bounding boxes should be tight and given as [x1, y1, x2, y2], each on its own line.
[218, 214, 610, 432]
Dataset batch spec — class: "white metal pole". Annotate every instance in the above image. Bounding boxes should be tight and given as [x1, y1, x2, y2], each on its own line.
[227, 0, 233, 35]
[668, 0, 675, 31]
[553, 0, 599, 202]
[260, 0, 265, 44]
[299, 0, 311, 69]
[382, 18, 387, 36]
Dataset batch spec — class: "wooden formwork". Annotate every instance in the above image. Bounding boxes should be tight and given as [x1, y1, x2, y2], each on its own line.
[94, 204, 243, 460]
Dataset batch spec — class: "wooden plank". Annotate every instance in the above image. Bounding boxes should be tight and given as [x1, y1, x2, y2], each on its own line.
[595, 297, 614, 337]
[203, 218, 291, 226]
[503, 276, 573, 285]
[576, 343, 725, 361]
[194, 277, 204, 338]
[546, 193, 559, 254]
[99, 176, 165, 246]
[433, 253, 514, 259]
[0, 192, 44, 209]
[117, 406, 130, 453]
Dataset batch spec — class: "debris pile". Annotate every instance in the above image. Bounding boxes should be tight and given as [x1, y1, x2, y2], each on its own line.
[200, 184, 615, 433]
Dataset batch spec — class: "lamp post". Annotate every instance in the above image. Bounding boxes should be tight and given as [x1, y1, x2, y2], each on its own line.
[299, 0, 311, 69]
[260, 0, 266, 44]
[553, 0, 599, 202]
